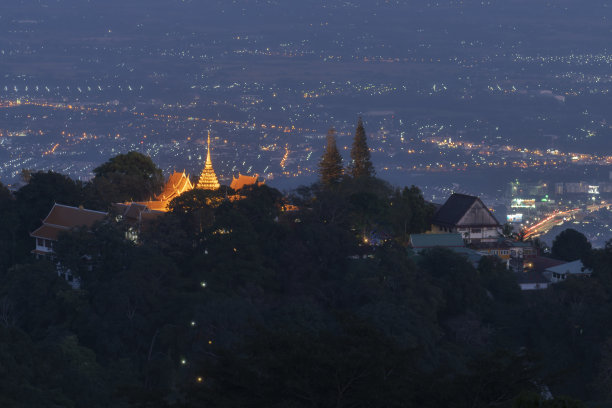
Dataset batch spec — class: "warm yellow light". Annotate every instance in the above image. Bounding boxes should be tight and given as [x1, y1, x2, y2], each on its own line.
[196, 377, 203, 383]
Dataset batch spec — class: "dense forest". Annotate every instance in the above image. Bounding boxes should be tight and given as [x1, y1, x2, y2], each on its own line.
[0, 152, 611, 407]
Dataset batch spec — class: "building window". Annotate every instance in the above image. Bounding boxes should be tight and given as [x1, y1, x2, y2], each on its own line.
[37, 238, 43, 246]
[471, 228, 481, 233]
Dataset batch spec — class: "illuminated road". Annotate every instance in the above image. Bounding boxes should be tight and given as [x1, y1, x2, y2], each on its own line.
[523, 201, 610, 239]
[523, 209, 580, 240]
[0, 99, 356, 136]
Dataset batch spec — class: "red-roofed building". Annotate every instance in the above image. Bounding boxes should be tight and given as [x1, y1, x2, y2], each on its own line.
[31, 203, 107, 258]
[31, 203, 108, 287]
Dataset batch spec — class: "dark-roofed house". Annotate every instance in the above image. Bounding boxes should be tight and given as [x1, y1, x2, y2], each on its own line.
[431, 193, 501, 244]
[112, 202, 164, 241]
[527, 256, 566, 274]
[516, 271, 550, 291]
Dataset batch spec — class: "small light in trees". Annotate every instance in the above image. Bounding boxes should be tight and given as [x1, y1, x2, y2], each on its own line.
[181, 359, 187, 365]
[208, 340, 213, 345]
[191, 321, 196, 327]
[196, 376, 203, 383]
[200, 281, 207, 288]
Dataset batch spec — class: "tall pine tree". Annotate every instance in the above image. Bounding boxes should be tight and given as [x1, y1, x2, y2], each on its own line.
[349, 117, 375, 178]
[319, 127, 344, 186]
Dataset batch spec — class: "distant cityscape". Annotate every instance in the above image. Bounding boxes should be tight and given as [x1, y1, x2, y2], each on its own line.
[1, 0, 611, 246]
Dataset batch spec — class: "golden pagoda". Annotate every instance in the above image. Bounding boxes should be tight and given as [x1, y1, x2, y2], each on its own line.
[196, 132, 220, 190]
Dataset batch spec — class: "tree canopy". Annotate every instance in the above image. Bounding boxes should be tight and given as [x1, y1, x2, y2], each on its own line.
[91, 151, 164, 204]
[551, 228, 592, 261]
[319, 127, 344, 186]
[0, 155, 607, 407]
[349, 117, 375, 178]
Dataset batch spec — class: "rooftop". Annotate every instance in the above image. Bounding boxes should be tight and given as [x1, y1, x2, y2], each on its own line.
[545, 260, 591, 275]
[31, 203, 108, 241]
[410, 233, 465, 248]
[41, 203, 107, 229]
[433, 193, 500, 228]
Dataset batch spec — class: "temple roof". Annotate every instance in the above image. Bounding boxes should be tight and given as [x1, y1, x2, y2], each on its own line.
[157, 171, 194, 201]
[31, 203, 108, 240]
[40, 203, 107, 229]
[31, 224, 65, 240]
[230, 173, 263, 191]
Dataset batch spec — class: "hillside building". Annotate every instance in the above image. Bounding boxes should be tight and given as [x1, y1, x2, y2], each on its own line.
[31, 203, 107, 259]
[31, 203, 108, 287]
[430, 193, 501, 244]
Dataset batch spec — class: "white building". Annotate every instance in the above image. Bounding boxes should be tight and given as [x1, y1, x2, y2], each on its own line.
[543, 260, 591, 283]
[430, 193, 501, 244]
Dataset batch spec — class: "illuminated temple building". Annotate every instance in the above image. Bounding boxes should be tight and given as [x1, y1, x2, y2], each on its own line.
[230, 173, 264, 190]
[196, 133, 221, 190]
[134, 133, 263, 212]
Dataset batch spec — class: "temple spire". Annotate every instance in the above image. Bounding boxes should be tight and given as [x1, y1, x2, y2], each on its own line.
[206, 132, 212, 161]
[196, 131, 220, 190]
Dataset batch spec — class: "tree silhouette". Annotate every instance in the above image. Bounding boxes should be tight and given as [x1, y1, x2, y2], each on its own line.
[552, 228, 591, 262]
[89, 151, 164, 204]
[319, 127, 344, 186]
[349, 117, 375, 178]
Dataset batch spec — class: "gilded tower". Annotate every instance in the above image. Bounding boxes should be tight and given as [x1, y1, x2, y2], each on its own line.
[196, 132, 220, 190]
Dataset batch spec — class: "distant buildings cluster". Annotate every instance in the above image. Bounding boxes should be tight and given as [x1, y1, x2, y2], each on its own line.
[411, 193, 591, 291]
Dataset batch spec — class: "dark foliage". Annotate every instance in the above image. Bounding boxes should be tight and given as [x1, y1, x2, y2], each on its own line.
[551, 228, 592, 262]
[1, 161, 608, 407]
[349, 117, 375, 178]
[90, 151, 164, 205]
[319, 127, 344, 186]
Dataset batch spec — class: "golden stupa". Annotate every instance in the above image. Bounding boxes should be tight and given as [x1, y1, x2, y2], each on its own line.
[196, 131, 220, 190]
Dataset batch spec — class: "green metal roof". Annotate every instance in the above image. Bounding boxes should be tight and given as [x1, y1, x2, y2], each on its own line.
[410, 233, 465, 248]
